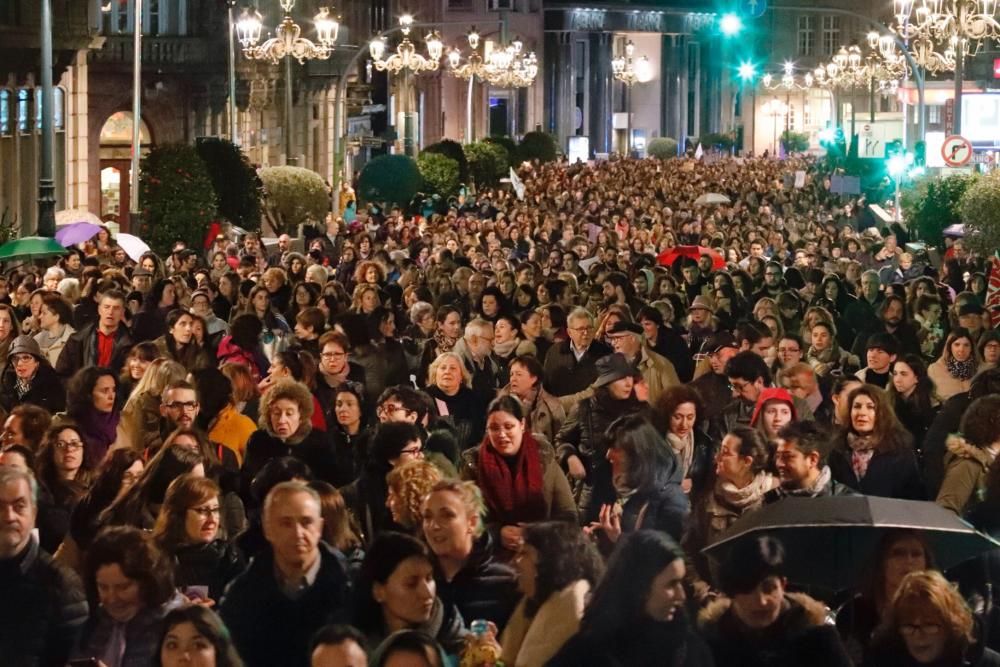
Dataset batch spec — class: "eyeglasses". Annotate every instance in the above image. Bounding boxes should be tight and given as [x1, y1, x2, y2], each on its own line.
[899, 623, 942, 638]
[188, 505, 221, 518]
[321, 351, 347, 360]
[12, 354, 36, 364]
[568, 326, 593, 333]
[398, 446, 423, 458]
[378, 403, 410, 415]
[165, 401, 199, 412]
[55, 440, 84, 451]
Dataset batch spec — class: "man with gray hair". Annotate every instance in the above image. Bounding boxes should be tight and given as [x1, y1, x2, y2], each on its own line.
[605, 320, 680, 404]
[453, 317, 501, 405]
[0, 467, 88, 665]
[543, 307, 612, 411]
[221, 480, 352, 667]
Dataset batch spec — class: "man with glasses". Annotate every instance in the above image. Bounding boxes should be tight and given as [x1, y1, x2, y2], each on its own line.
[775, 334, 806, 371]
[315, 331, 366, 429]
[751, 261, 786, 303]
[543, 307, 612, 411]
[0, 467, 88, 665]
[710, 351, 772, 443]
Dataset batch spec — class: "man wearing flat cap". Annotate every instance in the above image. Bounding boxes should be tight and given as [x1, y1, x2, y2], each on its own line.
[605, 320, 679, 404]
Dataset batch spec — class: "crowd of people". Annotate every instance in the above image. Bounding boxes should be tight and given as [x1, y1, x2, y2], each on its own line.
[2, 153, 1000, 667]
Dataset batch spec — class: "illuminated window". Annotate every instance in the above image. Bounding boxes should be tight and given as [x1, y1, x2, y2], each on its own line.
[797, 16, 814, 56]
[16, 88, 29, 134]
[0, 89, 9, 136]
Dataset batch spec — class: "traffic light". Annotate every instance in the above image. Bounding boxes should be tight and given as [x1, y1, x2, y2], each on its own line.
[914, 141, 926, 166]
[885, 139, 903, 160]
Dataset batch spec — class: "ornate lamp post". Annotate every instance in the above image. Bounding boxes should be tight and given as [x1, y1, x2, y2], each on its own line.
[236, 0, 339, 165]
[891, 0, 1000, 133]
[611, 40, 652, 155]
[369, 14, 443, 156]
[762, 62, 814, 144]
[761, 98, 789, 156]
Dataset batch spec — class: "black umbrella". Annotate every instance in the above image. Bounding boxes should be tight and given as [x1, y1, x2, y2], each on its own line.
[702, 495, 1000, 595]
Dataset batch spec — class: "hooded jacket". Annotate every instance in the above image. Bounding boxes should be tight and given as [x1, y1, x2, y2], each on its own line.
[937, 435, 997, 516]
[699, 592, 852, 667]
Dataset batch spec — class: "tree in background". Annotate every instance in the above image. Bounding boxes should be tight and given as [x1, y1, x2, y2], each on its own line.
[647, 137, 679, 160]
[780, 131, 810, 154]
[259, 166, 329, 236]
[421, 139, 469, 184]
[358, 155, 423, 207]
[485, 136, 519, 164]
[465, 141, 509, 189]
[195, 138, 263, 231]
[417, 152, 460, 198]
[139, 144, 217, 254]
[903, 173, 977, 244]
[518, 131, 558, 163]
[959, 171, 1000, 256]
[698, 132, 735, 152]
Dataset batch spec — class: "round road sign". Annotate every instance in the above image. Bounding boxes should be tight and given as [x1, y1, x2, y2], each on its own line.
[942, 135, 973, 167]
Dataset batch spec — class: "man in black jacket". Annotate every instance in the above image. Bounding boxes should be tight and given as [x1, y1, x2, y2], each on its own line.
[543, 307, 612, 411]
[0, 468, 89, 666]
[56, 289, 133, 377]
[766, 421, 854, 502]
[220, 481, 352, 667]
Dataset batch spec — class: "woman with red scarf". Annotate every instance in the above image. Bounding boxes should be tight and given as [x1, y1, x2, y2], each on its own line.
[460, 395, 577, 556]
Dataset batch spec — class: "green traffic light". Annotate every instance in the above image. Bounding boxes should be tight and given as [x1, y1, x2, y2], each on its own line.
[738, 61, 756, 81]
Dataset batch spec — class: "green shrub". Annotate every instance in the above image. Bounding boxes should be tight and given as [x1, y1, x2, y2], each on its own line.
[518, 131, 558, 163]
[417, 152, 460, 197]
[139, 144, 217, 255]
[485, 135, 518, 164]
[780, 131, 810, 154]
[422, 139, 469, 183]
[465, 141, 509, 189]
[698, 132, 735, 151]
[195, 137, 262, 230]
[259, 166, 329, 235]
[358, 155, 423, 206]
[959, 171, 1000, 256]
[647, 137, 678, 159]
[903, 173, 977, 244]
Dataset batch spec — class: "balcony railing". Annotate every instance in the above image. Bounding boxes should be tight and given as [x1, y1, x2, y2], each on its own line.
[90, 35, 225, 70]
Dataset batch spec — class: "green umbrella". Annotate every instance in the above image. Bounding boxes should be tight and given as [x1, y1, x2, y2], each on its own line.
[0, 236, 68, 261]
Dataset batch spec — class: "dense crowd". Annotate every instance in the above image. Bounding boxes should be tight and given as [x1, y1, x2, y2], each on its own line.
[2, 153, 1000, 667]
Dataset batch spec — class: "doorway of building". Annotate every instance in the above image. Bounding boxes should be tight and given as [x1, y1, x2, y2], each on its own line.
[99, 111, 151, 231]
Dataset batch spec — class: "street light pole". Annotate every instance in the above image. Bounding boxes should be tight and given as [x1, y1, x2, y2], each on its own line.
[130, 0, 143, 228]
[285, 55, 295, 164]
[227, 1, 239, 144]
[37, 0, 56, 237]
[953, 39, 964, 135]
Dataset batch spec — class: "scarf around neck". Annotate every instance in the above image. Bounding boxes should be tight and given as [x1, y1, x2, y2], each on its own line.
[665, 431, 695, 477]
[493, 336, 520, 359]
[716, 471, 775, 510]
[477, 431, 546, 526]
[847, 432, 878, 480]
[433, 329, 458, 355]
[946, 355, 978, 381]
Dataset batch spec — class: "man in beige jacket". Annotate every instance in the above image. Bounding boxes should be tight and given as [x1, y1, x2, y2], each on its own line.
[606, 320, 680, 405]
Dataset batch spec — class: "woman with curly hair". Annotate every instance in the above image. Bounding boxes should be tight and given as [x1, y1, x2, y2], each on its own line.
[928, 328, 980, 401]
[354, 259, 386, 288]
[33, 421, 93, 552]
[73, 526, 184, 666]
[654, 385, 713, 495]
[829, 385, 925, 500]
[241, 379, 336, 492]
[387, 458, 444, 533]
[866, 570, 1000, 666]
[501, 521, 604, 667]
[101, 444, 205, 530]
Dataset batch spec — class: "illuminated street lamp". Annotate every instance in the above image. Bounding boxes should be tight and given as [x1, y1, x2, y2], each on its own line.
[611, 40, 653, 155]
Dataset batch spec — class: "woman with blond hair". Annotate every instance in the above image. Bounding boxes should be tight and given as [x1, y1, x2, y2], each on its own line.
[118, 358, 188, 452]
[426, 351, 487, 449]
[387, 458, 444, 533]
[866, 570, 1000, 666]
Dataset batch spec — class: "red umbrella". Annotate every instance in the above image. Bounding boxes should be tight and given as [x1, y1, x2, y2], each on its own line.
[657, 245, 725, 270]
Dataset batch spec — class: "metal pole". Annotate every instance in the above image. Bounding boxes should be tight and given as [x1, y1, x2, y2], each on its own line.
[37, 0, 56, 237]
[953, 39, 964, 135]
[285, 55, 294, 164]
[626, 83, 632, 156]
[850, 84, 856, 139]
[894, 175, 901, 222]
[466, 75, 474, 143]
[130, 0, 143, 225]
[870, 76, 876, 123]
[228, 2, 238, 144]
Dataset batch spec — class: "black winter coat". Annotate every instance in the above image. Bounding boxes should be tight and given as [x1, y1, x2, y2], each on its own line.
[0, 536, 89, 667]
[549, 614, 715, 667]
[829, 439, 926, 500]
[0, 362, 65, 414]
[699, 593, 852, 667]
[170, 539, 246, 603]
[542, 339, 613, 398]
[864, 634, 1000, 667]
[924, 392, 972, 497]
[219, 543, 352, 667]
[55, 323, 134, 377]
[241, 427, 337, 500]
[433, 532, 518, 632]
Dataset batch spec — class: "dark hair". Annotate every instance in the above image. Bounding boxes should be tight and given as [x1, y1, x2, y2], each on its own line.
[486, 394, 527, 421]
[66, 367, 118, 420]
[250, 456, 313, 505]
[844, 385, 912, 455]
[653, 385, 704, 433]
[971, 368, 1000, 399]
[192, 368, 235, 431]
[377, 385, 432, 422]
[36, 421, 91, 502]
[865, 529, 936, 609]
[735, 320, 772, 347]
[1, 444, 35, 469]
[776, 421, 832, 465]
[725, 350, 771, 384]
[154, 606, 244, 667]
[370, 422, 422, 471]
[296, 306, 326, 334]
[8, 404, 53, 450]
[309, 624, 367, 656]
[229, 313, 264, 350]
[40, 292, 73, 325]
[577, 530, 685, 639]
[275, 348, 319, 389]
[718, 535, 786, 596]
[521, 521, 604, 618]
[101, 444, 204, 526]
[509, 354, 543, 382]
[961, 396, 1000, 450]
[889, 354, 936, 416]
[355, 532, 433, 633]
[370, 630, 444, 667]
[605, 414, 680, 492]
[85, 526, 175, 609]
[120, 341, 160, 385]
[726, 426, 771, 473]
